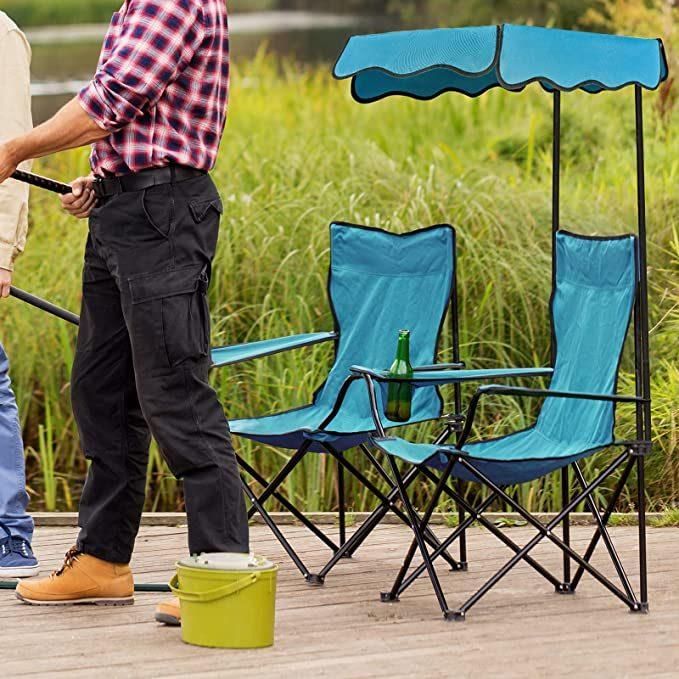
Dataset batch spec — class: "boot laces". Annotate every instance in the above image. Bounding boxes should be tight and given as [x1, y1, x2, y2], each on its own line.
[54, 547, 82, 577]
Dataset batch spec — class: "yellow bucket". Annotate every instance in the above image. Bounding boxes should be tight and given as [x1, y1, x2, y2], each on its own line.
[170, 555, 278, 649]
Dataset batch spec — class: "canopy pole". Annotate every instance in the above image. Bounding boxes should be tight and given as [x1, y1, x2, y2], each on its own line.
[633, 85, 652, 441]
[634, 84, 651, 609]
[550, 91, 561, 367]
[552, 91, 561, 235]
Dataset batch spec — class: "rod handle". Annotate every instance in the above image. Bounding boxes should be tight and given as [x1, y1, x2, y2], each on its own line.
[10, 170, 72, 195]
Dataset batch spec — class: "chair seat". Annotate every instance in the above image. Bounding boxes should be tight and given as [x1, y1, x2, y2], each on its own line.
[231, 403, 437, 453]
[372, 427, 613, 485]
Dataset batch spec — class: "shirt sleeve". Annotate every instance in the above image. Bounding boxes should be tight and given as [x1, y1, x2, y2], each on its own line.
[78, 0, 206, 132]
[0, 28, 32, 271]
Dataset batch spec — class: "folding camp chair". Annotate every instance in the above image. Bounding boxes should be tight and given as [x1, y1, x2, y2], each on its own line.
[211, 222, 552, 583]
[355, 230, 650, 619]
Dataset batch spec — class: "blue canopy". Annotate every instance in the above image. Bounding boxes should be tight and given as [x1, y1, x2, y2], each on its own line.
[334, 24, 669, 103]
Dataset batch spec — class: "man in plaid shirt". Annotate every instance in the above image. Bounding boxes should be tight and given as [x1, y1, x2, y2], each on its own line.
[0, 0, 248, 620]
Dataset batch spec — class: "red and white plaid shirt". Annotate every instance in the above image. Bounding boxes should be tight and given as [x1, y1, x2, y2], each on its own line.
[79, 0, 229, 176]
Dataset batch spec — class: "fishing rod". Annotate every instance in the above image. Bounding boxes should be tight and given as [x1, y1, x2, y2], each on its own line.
[6, 171, 80, 325]
[9, 286, 80, 326]
[0, 581, 170, 593]
[11, 169, 72, 195]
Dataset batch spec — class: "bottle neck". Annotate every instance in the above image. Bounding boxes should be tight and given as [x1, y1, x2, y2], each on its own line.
[396, 334, 410, 362]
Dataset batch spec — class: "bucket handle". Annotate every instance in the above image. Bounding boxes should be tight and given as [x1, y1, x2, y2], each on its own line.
[169, 572, 260, 604]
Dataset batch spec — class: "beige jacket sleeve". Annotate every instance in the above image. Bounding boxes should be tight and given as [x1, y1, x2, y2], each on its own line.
[0, 23, 32, 271]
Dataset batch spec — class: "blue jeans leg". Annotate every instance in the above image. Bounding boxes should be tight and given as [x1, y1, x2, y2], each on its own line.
[0, 342, 34, 543]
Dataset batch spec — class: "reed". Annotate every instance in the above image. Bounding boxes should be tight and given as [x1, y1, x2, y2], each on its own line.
[1, 53, 676, 515]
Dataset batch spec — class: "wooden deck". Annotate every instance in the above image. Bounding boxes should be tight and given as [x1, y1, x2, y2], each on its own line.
[2, 523, 678, 678]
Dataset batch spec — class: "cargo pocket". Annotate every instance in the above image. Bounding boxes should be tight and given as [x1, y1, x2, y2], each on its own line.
[129, 264, 210, 368]
[189, 196, 223, 223]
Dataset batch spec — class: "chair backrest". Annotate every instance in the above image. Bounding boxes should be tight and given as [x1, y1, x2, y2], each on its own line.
[317, 222, 455, 430]
[536, 230, 638, 447]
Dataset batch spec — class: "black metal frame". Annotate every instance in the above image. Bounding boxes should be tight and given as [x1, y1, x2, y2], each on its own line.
[354, 87, 653, 620]
[236, 224, 467, 584]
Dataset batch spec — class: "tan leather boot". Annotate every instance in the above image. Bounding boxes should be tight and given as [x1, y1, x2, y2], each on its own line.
[155, 597, 181, 626]
[16, 547, 134, 606]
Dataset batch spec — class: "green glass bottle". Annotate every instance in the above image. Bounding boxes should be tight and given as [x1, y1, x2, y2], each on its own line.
[385, 330, 414, 423]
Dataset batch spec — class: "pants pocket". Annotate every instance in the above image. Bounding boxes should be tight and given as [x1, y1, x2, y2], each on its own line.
[128, 264, 210, 368]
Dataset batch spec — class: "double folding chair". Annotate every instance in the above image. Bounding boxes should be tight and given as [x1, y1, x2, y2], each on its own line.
[212, 222, 551, 583]
[354, 230, 650, 619]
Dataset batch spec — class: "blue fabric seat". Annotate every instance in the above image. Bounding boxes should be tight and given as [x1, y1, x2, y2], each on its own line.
[216, 221, 553, 582]
[370, 231, 639, 485]
[228, 222, 456, 452]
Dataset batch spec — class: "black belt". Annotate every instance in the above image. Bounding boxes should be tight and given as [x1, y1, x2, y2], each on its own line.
[93, 165, 206, 199]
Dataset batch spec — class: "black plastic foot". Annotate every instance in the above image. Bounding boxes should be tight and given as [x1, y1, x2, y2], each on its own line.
[380, 591, 400, 603]
[555, 583, 575, 595]
[451, 561, 469, 572]
[305, 573, 325, 587]
[630, 602, 649, 614]
[444, 610, 466, 622]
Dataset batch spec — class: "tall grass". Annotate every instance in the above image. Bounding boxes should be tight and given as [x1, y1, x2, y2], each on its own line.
[2, 52, 677, 514]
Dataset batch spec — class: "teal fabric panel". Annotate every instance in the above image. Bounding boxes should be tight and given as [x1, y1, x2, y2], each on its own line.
[372, 231, 638, 485]
[499, 24, 665, 91]
[335, 26, 500, 101]
[334, 23, 667, 101]
[535, 232, 637, 448]
[231, 223, 455, 451]
[334, 26, 498, 78]
[211, 332, 336, 367]
[372, 435, 592, 484]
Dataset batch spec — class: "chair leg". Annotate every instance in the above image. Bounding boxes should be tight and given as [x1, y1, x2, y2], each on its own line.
[245, 442, 311, 518]
[386, 455, 452, 619]
[357, 447, 462, 570]
[559, 466, 573, 593]
[570, 457, 635, 591]
[397, 485, 561, 598]
[240, 477, 312, 581]
[238, 454, 340, 552]
[451, 454, 637, 618]
[316, 464, 422, 580]
[337, 451, 347, 549]
[324, 444, 461, 570]
[572, 462, 636, 603]
[456, 478, 468, 571]
[635, 453, 649, 613]
[382, 458, 457, 603]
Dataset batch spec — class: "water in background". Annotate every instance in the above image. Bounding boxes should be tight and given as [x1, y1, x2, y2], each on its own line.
[29, 12, 397, 123]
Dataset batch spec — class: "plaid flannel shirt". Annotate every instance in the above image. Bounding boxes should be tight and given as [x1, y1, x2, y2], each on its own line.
[79, 0, 229, 176]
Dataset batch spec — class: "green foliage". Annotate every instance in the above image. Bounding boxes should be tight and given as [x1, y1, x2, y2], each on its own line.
[3, 0, 121, 28]
[3, 51, 676, 515]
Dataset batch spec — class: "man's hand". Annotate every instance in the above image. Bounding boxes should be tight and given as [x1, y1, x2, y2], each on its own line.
[0, 268, 12, 299]
[61, 176, 96, 219]
[0, 143, 18, 184]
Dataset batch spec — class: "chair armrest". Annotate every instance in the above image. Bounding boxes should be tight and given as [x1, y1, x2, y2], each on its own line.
[457, 383, 645, 447]
[477, 384, 645, 404]
[211, 331, 337, 368]
[350, 365, 554, 386]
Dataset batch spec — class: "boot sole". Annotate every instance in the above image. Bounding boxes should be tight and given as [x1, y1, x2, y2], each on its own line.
[155, 612, 181, 626]
[16, 592, 134, 607]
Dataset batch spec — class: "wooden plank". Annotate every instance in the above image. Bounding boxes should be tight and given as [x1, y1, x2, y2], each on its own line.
[0, 525, 677, 678]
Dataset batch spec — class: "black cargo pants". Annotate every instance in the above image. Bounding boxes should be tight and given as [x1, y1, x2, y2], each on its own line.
[72, 172, 248, 563]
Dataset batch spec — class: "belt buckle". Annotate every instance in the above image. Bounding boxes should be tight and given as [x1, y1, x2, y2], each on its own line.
[92, 176, 105, 199]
